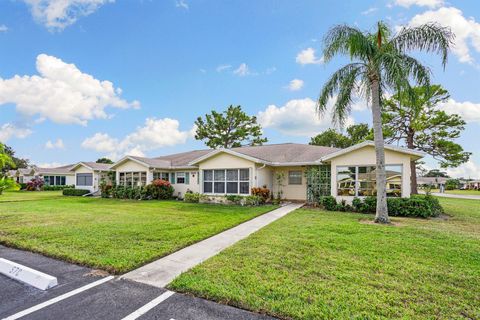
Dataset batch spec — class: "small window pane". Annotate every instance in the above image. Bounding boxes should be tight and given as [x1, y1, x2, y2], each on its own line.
[204, 170, 213, 181]
[239, 169, 249, 181]
[214, 182, 225, 193]
[288, 171, 302, 185]
[239, 182, 249, 194]
[214, 170, 225, 181]
[61, 176, 66, 185]
[226, 169, 238, 181]
[55, 176, 61, 185]
[337, 167, 355, 196]
[227, 182, 238, 194]
[386, 165, 402, 197]
[203, 181, 213, 193]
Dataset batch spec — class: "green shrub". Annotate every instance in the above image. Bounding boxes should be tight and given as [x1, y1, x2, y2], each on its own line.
[251, 187, 270, 203]
[225, 194, 244, 204]
[43, 185, 74, 191]
[144, 179, 174, 200]
[319, 196, 337, 211]
[63, 188, 90, 196]
[184, 192, 201, 203]
[317, 195, 442, 218]
[19, 183, 27, 190]
[245, 195, 261, 206]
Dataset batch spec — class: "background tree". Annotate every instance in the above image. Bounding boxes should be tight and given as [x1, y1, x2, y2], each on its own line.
[195, 105, 267, 149]
[424, 169, 449, 178]
[318, 21, 453, 223]
[0, 143, 16, 174]
[383, 85, 470, 194]
[310, 123, 370, 148]
[2, 145, 29, 170]
[96, 157, 114, 164]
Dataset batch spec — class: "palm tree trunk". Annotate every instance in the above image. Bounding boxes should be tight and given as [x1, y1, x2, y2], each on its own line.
[406, 131, 418, 194]
[370, 78, 389, 224]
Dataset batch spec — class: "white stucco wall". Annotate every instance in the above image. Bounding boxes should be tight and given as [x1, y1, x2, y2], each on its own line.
[256, 165, 273, 190]
[329, 146, 412, 201]
[170, 170, 200, 197]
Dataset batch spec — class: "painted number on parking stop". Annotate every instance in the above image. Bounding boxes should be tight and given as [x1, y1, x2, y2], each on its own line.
[9, 266, 23, 277]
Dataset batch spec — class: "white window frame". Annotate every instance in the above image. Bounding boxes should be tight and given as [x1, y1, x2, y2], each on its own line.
[202, 168, 250, 195]
[288, 170, 303, 185]
[176, 172, 186, 184]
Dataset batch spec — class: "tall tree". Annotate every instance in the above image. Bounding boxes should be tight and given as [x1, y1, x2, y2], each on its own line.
[318, 21, 453, 223]
[310, 123, 370, 148]
[424, 169, 449, 178]
[3, 145, 29, 170]
[96, 157, 114, 164]
[0, 143, 16, 174]
[195, 105, 267, 149]
[383, 85, 470, 194]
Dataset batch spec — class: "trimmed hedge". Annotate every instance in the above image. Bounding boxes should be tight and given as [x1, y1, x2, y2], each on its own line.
[43, 185, 74, 191]
[63, 188, 90, 196]
[319, 195, 443, 218]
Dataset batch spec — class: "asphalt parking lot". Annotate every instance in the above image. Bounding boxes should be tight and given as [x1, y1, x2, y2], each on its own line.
[0, 245, 274, 320]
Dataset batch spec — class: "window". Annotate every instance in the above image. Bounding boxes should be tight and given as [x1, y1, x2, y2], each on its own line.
[119, 171, 147, 186]
[176, 172, 185, 184]
[77, 173, 93, 186]
[203, 169, 249, 195]
[153, 172, 169, 181]
[288, 170, 303, 185]
[336, 165, 402, 197]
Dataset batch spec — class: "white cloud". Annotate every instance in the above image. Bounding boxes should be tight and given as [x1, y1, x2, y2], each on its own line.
[175, 0, 189, 10]
[216, 64, 231, 72]
[0, 123, 32, 142]
[438, 99, 480, 123]
[257, 98, 355, 137]
[22, 0, 113, 31]
[81, 117, 193, 159]
[0, 54, 139, 126]
[446, 160, 480, 179]
[233, 63, 250, 76]
[0, 25, 8, 32]
[45, 138, 64, 149]
[287, 79, 304, 91]
[361, 7, 378, 15]
[296, 48, 323, 65]
[393, 0, 443, 8]
[407, 7, 480, 64]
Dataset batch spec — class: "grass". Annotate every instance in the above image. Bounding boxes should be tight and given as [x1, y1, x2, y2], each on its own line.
[0, 192, 277, 273]
[169, 198, 480, 320]
[429, 189, 480, 196]
[0, 190, 63, 202]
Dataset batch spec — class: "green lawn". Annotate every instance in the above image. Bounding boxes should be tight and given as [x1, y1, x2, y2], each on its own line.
[0, 190, 63, 202]
[169, 198, 480, 320]
[429, 189, 480, 196]
[0, 193, 276, 273]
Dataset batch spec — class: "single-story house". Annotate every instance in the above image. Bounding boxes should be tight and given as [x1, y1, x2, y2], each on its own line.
[70, 162, 114, 193]
[102, 141, 424, 201]
[416, 176, 449, 189]
[7, 165, 75, 186]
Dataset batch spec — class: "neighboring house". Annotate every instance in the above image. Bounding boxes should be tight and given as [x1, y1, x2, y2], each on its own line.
[6, 165, 75, 186]
[416, 176, 448, 189]
[105, 141, 423, 201]
[70, 162, 113, 193]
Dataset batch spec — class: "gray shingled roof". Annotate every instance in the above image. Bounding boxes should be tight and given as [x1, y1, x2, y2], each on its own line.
[129, 156, 172, 168]
[35, 164, 76, 175]
[79, 162, 112, 171]
[148, 143, 339, 167]
[230, 143, 339, 163]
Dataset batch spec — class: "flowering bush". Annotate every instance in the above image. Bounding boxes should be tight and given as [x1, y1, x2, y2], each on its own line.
[145, 179, 174, 200]
[26, 177, 44, 191]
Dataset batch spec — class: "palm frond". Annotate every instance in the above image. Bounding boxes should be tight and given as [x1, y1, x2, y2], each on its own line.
[317, 63, 365, 115]
[323, 25, 375, 62]
[332, 67, 361, 127]
[391, 23, 454, 68]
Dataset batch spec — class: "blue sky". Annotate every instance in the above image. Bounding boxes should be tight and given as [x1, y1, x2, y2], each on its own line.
[1, 0, 479, 178]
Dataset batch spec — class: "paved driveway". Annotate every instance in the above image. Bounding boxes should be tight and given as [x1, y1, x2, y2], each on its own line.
[0, 246, 274, 320]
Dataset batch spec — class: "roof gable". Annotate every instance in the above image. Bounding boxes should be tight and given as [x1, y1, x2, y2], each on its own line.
[320, 141, 425, 161]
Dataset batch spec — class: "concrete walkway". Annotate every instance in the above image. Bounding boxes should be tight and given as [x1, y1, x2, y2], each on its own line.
[122, 203, 304, 288]
[420, 191, 480, 200]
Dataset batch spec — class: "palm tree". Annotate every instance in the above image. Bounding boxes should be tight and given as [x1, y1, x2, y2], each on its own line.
[318, 21, 454, 223]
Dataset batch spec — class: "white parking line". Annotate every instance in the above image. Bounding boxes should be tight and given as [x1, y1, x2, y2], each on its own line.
[3, 275, 114, 320]
[121, 290, 175, 320]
